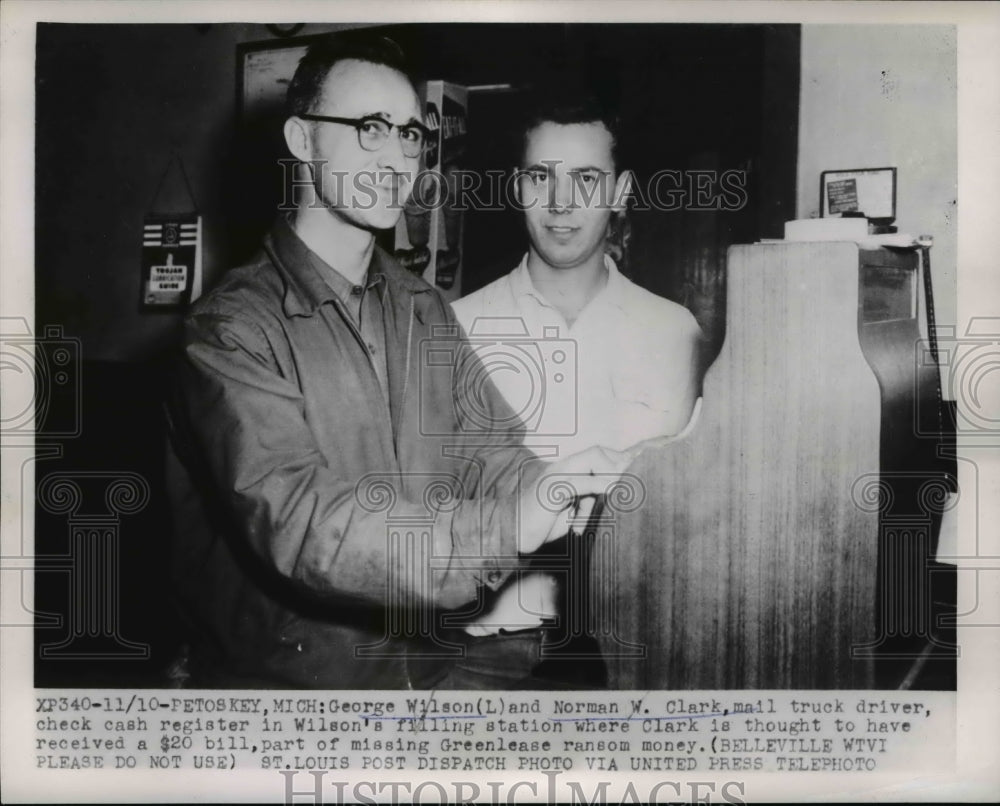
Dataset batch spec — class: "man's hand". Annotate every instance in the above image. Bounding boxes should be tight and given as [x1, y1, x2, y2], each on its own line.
[517, 445, 641, 555]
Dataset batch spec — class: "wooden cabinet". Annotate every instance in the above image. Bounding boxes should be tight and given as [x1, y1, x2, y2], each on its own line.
[593, 242, 942, 689]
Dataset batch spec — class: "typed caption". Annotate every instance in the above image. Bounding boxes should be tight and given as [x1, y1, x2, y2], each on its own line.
[31, 690, 952, 778]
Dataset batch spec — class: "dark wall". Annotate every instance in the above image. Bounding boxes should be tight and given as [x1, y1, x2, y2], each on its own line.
[38, 23, 240, 362]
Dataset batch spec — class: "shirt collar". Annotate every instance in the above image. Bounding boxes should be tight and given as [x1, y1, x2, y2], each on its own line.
[267, 216, 421, 319]
[511, 252, 628, 313]
[304, 249, 386, 302]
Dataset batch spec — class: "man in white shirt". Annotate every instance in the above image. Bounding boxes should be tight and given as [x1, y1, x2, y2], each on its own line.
[446, 88, 702, 688]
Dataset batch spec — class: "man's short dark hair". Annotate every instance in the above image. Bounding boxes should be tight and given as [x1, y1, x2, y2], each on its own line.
[286, 32, 414, 117]
[518, 83, 622, 171]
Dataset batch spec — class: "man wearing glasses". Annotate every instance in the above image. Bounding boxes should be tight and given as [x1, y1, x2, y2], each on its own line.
[449, 87, 702, 688]
[166, 34, 635, 689]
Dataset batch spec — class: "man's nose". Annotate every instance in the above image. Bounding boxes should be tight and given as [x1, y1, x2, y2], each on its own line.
[376, 129, 409, 173]
[547, 175, 575, 211]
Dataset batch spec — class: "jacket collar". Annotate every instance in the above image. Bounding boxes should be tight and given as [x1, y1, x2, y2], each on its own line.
[265, 216, 432, 322]
[371, 243, 436, 326]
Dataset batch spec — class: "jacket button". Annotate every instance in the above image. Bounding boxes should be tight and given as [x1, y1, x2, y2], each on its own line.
[487, 570, 501, 584]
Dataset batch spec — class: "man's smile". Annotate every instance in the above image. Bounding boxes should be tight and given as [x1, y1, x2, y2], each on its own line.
[545, 224, 578, 236]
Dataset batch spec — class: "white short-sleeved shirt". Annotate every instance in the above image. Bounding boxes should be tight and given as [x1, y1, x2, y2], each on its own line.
[451, 254, 701, 633]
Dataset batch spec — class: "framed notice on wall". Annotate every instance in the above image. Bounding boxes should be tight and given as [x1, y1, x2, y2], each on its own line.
[238, 35, 332, 119]
[239, 42, 308, 118]
[820, 167, 897, 223]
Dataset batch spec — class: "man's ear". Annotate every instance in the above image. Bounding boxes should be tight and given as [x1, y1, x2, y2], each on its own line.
[611, 170, 633, 212]
[283, 116, 312, 163]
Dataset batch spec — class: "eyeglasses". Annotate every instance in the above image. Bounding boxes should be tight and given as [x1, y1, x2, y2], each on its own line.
[298, 114, 429, 158]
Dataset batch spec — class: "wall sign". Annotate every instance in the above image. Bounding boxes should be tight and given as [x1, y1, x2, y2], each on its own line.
[141, 214, 201, 308]
[141, 150, 202, 310]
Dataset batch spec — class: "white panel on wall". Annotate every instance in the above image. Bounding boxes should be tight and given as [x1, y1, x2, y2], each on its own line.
[797, 25, 957, 372]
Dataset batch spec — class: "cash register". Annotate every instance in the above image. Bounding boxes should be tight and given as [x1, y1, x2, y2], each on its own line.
[591, 168, 955, 690]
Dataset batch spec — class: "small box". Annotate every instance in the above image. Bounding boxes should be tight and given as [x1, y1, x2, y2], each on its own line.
[784, 217, 870, 242]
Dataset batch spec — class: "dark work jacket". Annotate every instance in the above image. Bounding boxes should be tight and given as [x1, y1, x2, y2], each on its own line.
[166, 219, 541, 688]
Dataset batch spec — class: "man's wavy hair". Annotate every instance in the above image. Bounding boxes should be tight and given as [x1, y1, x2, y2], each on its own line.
[517, 84, 622, 172]
[286, 32, 415, 117]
